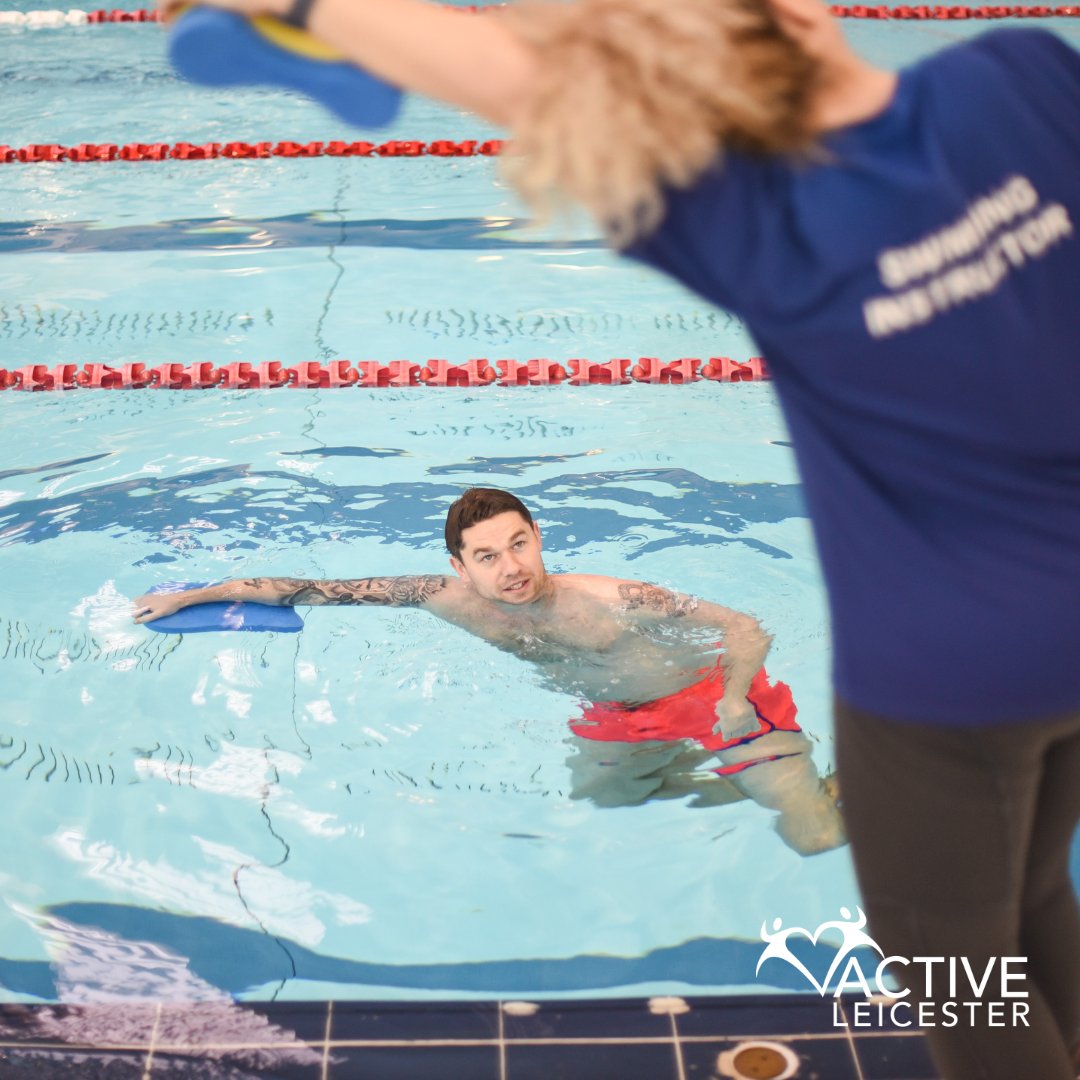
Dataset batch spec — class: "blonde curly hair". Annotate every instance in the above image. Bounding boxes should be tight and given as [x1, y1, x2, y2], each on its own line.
[496, 0, 820, 246]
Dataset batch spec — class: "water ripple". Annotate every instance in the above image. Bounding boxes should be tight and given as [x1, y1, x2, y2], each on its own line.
[0, 464, 805, 561]
[0, 214, 600, 255]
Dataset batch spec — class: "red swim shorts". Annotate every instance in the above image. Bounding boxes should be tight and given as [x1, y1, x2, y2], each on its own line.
[570, 659, 799, 755]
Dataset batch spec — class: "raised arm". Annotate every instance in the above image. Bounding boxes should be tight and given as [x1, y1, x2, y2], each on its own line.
[616, 582, 773, 737]
[166, 0, 798, 245]
[132, 575, 454, 624]
[167, 0, 538, 127]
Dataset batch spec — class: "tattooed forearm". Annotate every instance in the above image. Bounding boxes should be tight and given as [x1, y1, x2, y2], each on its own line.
[241, 576, 449, 608]
[617, 583, 699, 617]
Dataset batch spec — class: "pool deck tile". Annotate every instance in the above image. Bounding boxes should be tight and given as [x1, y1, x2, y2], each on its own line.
[0, 994, 943, 1078]
[329, 1042, 501, 1079]
[504, 1039, 681, 1080]
[241, 1001, 330, 1044]
[681, 1034, 862, 1080]
[0, 1002, 160, 1047]
[328, 998, 500, 1042]
[675, 993, 848, 1037]
[854, 1032, 940, 1079]
[499, 997, 674, 1040]
[150, 1047, 324, 1078]
[0, 1047, 148, 1078]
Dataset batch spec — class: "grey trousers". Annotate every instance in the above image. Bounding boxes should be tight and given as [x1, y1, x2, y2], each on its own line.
[834, 697, 1080, 1080]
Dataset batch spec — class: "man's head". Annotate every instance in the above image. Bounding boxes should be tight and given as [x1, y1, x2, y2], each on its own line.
[445, 488, 548, 605]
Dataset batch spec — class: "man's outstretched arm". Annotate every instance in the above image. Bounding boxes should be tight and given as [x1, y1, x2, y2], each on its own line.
[132, 576, 452, 624]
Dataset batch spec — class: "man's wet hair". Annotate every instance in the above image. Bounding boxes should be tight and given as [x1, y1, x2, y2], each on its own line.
[445, 488, 535, 558]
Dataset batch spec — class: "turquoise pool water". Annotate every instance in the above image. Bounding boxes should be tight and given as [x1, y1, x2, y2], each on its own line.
[1, 386, 838, 1003]
[1, 4, 1077, 1007]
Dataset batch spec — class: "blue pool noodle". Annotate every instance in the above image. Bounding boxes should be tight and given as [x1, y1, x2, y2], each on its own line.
[168, 8, 403, 129]
[143, 582, 304, 634]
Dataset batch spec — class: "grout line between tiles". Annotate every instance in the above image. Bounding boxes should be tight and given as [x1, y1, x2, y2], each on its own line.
[317, 1033, 859, 1048]
[321, 1000, 334, 1080]
[0, 1029, 923, 1052]
[839, 1004, 868, 1080]
[670, 1012, 687, 1080]
[497, 1002, 507, 1080]
[140, 1002, 162, 1080]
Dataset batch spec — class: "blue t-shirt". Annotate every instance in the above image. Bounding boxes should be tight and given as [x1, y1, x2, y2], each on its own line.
[632, 29, 1080, 725]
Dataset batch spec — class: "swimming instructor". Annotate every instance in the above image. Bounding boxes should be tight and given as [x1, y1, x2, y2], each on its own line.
[157, 0, 1080, 1072]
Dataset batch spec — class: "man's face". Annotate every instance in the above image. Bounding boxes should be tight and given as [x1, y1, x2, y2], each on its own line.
[450, 511, 546, 605]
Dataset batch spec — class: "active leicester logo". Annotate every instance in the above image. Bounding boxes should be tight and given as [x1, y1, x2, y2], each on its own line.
[755, 907, 1031, 1030]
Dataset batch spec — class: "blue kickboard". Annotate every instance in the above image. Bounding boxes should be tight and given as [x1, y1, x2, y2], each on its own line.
[143, 582, 304, 634]
[168, 7, 402, 129]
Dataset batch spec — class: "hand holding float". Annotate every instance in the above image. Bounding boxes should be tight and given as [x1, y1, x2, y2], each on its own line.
[166, 0, 403, 128]
[133, 582, 304, 633]
[161, 0, 535, 129]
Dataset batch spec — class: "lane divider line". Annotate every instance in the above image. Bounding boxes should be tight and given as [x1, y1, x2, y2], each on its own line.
[0, 357, 770, 389]
[0, 139, 504, 163]
[0, 5, 1076, 24]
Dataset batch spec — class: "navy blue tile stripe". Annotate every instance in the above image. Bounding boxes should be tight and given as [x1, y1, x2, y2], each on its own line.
[0, 995, 940, 1079]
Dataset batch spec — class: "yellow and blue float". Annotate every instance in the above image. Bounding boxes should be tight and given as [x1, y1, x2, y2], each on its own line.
[168, 7, 402, 128]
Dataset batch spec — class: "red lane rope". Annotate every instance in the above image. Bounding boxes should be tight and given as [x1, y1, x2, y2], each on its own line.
[0, 139, 503, 163]
[0, 357, 769, 390]
[0, 5, 492, 24]
[0, 8, 157, 24]
[84, 7, 159, 19]
[830, 3, 1079, 13]
[0, 4, 1076, 21]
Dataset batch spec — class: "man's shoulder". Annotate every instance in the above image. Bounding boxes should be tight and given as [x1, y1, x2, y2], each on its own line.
[555, 574, 689, 611]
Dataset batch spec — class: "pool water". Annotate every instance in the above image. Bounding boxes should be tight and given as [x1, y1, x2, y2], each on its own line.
[0, 2, 1077, 1007]
[1, 386, 838, 1003]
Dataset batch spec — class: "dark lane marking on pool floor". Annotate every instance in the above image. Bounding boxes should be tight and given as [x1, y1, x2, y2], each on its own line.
[0, 215, 603, 255]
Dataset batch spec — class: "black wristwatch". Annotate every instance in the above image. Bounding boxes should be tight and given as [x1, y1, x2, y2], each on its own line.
[283, 0, 318, 29]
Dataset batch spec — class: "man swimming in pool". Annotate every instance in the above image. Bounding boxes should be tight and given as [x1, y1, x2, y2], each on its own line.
[133, 487, 842, 854]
